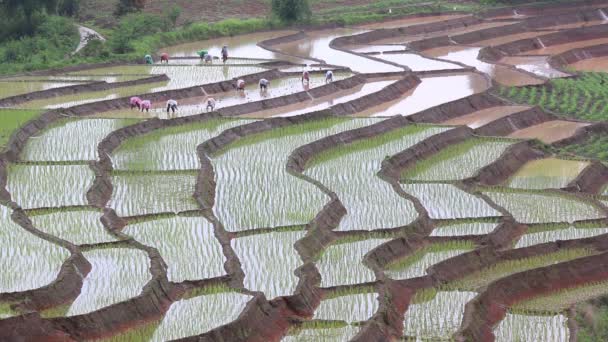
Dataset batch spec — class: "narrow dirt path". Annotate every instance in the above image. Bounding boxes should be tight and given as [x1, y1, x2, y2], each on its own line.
[73, 25, 106, 54]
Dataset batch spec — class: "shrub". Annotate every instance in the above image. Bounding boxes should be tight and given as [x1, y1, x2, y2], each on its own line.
[271, 0, 311, 22]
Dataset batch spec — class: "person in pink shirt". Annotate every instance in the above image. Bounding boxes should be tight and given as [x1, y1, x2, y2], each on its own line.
[130, 97, 142, 110]
[140, 100, 152, 112]
[160, 53, 170, 63]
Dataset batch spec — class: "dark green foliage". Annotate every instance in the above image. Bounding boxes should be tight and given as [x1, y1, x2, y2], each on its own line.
[109, 13, 169, 54]
[57, 0, 80, 17]
[577, 301, 608, 342]
[271, 0, 311, 22]
[114, 0, 146, 16]
[559, 134, 608, 162]
[165, 5, 181, 28]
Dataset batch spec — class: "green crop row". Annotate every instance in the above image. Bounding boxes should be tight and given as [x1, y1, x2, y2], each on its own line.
[559, 133, 608, 163]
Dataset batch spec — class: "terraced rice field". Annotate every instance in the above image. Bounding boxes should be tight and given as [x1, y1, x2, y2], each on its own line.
[3, 3, 608, 340]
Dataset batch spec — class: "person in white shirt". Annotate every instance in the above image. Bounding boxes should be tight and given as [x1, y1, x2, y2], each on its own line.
[166, 99, 178, 114]
[236, 79, 246, 92]
[325, 70, 334, 84]
[206, 98, 216, 112]
[259, 78, 270, 92]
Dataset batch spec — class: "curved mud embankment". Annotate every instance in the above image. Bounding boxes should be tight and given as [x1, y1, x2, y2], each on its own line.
[549, 43, 608, 70]
[474, 106, 556, 137]
[551, 122, 608, 148]
[407, 92, 506, 123]
[563, 161, 608, 195]
[478, 0, 608, 19]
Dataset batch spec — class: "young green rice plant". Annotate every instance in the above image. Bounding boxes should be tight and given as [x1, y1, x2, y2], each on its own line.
[304, 125, 447, 231]
[515, 225, 608, 249]
[0, 81, 82, 99]
[29, 208, 117, 245]
[283, 323, 360, 342]
[430, 221, 498, 237]
[112, 118, 253, 171]
[314, 291, 378, 323]
[402, 183, 501, 219]
[7, 164, 94, 209]
[0, 205, 70, 292]
[403, 290, 477, 340]
[123, 216, 225, 282]
[0, 302, 18, 319]
[402, 137, 515, 182]
[506, 158, 590, 190]
[484, 189, 604, 224]
[384, 241, 474, 280]
[514, 280, 608, 312]
[22, 119, 138, 162]
[494, 312, 569, 342]
[212, 118, 379, 232]
[231, 230, 306, 299]
[0, 109, 42, 151]
[316, 237, 391, 287]
[52, 247, 151, 317]
[108, 171, 198, 217]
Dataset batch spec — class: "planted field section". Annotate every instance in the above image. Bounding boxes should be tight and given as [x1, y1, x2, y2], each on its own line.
[506, 158, 589, 190]
[402, 183, 501, 219]
[515, 280, 608, 312]
[403, 290, 477, 340]
[402, 138, 515, 182]
[212, 118, 379, 231]
[516, 225, 608, 248]
[30, 209, 117, 245]
[232, 230, 305, 298]
[22, 119, 138, 162]
[108, 172, 198, 217]
[124, 216, 226, 282]
[430, 221, 498, 237]
[7, 164, 94, 209]
[112, 119, 252, 171]
[0, 80, 82, 99]
[385, 242, 474, 280]
[283, 324, 360, 342]
[499, 72, 608, 121]
[0, 109, 42, 150]
[0, 205, 69, 292]
[314, 292, 378, 323]
[559, 133, 608, 162]
[305, 125, 448, 231]
[316, 238, 390, 287]
[494, 312, 569, 342]
[484, 190, 605, 223]
[58, 248, 151, 317]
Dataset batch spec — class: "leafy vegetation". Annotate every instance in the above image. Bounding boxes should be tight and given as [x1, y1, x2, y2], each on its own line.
[559, 133, 608, 163]
[271, 0, 311, 22]
[0, 109, 41, 151]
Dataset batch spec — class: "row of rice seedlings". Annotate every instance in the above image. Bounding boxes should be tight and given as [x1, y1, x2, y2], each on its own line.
[158, 57, 270, 65]
[283, 321, 361, 342]
[0, 108, 42, 150]
[112, 118, 253, 171]
[484, 189, 605, 224]
[4, 75, 149, 82]
[494, 311, 569, 342]
[314, 291, 378, 323]
[0, 205, 70, 292]
[123, 216, 225, 282]
[0, 81, 85, 99]
[212, 118, 379, 231]
[317, 237, 391, 287]
[384, 241, 475, 280]
[0, 302, 18, 319]
[514, 280, 608, 312]
[55, 247, 152, 317]
[7, 164, 94, 209]
[402, 137, 515, 182]
[29, 208, 117, 245]
[558, 132, 608, 162]
[231, 230, 306, 299]
[375, 52, 462, 71]
[108, 171, 198, 217]
[402, 183, 501, 219]
[431, 221, 499, 237]
[515, 225, 608, 248]
[506, 158, 589, 190]
[449, 248, 594, 291]
[304, 125, 448, 231]
[22, 118, 139, 162]
[403, 290, 477, 340]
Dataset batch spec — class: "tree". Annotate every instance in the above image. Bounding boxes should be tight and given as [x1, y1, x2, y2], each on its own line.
[271, 0, 311, 22]
[57, 0, 80, 17]
[0, 0, 54, 37]
[165, 5, 181, 28]
[114, 0, 147, 16]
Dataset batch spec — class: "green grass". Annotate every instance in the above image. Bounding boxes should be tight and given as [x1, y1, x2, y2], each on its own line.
[0, 109, 42, 151]
[559, 133, 608, 163]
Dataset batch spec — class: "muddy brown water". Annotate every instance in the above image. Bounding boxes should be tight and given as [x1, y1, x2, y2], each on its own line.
[569, 55, 608, 72]
[522, 37, 608, 56]
[356, 14, 470, 30]
[474, 30, 558, 47]
[508, 120, 591, 144]
[372, 52, 462, 71]
[442, 105, 532, 128]
[501, 56, 570, 78]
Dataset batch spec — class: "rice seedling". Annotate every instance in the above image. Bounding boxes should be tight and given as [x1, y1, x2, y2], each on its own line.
[57, 248, 152, 317]
[304, 125, 447, 231]
[402, 183, 501, 219]
[384, 241, 474, 280]
[231, 230, 306, 298]
[123, 216, 226, 282]
[559, 133, 608, 162]
[0, 303, 18, 319]
[7, 164, 94, 209]
[316, 238, 391, 287]
[22, 119, 138, 162]
[212, 118, 379, 232]
[515, 225, 608, 248]
[403, 291, 477, 340]
[283, 324, 360, 342]
[484, 189, 604, 224]
[29, 208, 117, 245]
[402, 138, 515, 181]
[430, 221, 498, 237]
[374, 53, 462, 71]
[506, 158, 589, 190]
[514, 280, 608, 312]
[0, 205, 70, 292]
[158, 57, 270, 65]
[108, 172, 198, 217]
[0, 109, 42, 151]
[314, 292, 378, 322]
[449, 248, 594, 291]
[0, 81, 82, 99]
[494, 312, 569, 342]
[112, 119, 253, 171]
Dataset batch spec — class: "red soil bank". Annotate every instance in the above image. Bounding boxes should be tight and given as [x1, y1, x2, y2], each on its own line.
[549, 43, 608, 70]
[474, 106, 556, 137]
[564, 161, 608, 195]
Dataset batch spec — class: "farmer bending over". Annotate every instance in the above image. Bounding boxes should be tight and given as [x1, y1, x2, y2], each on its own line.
[325, 70, 334, 84]
[259, 78, 270, 92]
[160, 53, 169, 64]
[144, 54, 153, 64]
[166, 99, 178, 114]
[236, 79, 246, 92]
[221, 46, 229, 63]
[140, 100, 152, 112]
[302, 71, 310, 84]
[204, 53, 213, 63]
[206, 98, 216, 112]
[130, 97, 142, 110]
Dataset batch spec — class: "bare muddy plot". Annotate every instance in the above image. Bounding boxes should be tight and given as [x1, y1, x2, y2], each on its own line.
[346, 44, 406, 54]
[523, 37, 608, 56]
[304, 125, 447, 231]
[569, 55, 608, 72]
[494, 313, 569, 342]
[124, 216, 226, 282]
[356, 14, 470, 30]
[212, 118, 379, 231]
[475, 31, 558, 47]
[441, 105, 531, 128]
[7, 164, 94, 209]
[506, 158, 590, 189]
[232, 230, 305, 298]
[516, 225, 608, 248]
[370, 52, 462, 71]
[0, 205, 69, 293]
[385, 242, 474, 280]
[0, 81, 82, 100]
[501, 56, 571, 78]
[508, 120, 591, 144]
[29, 209, 117, 245]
